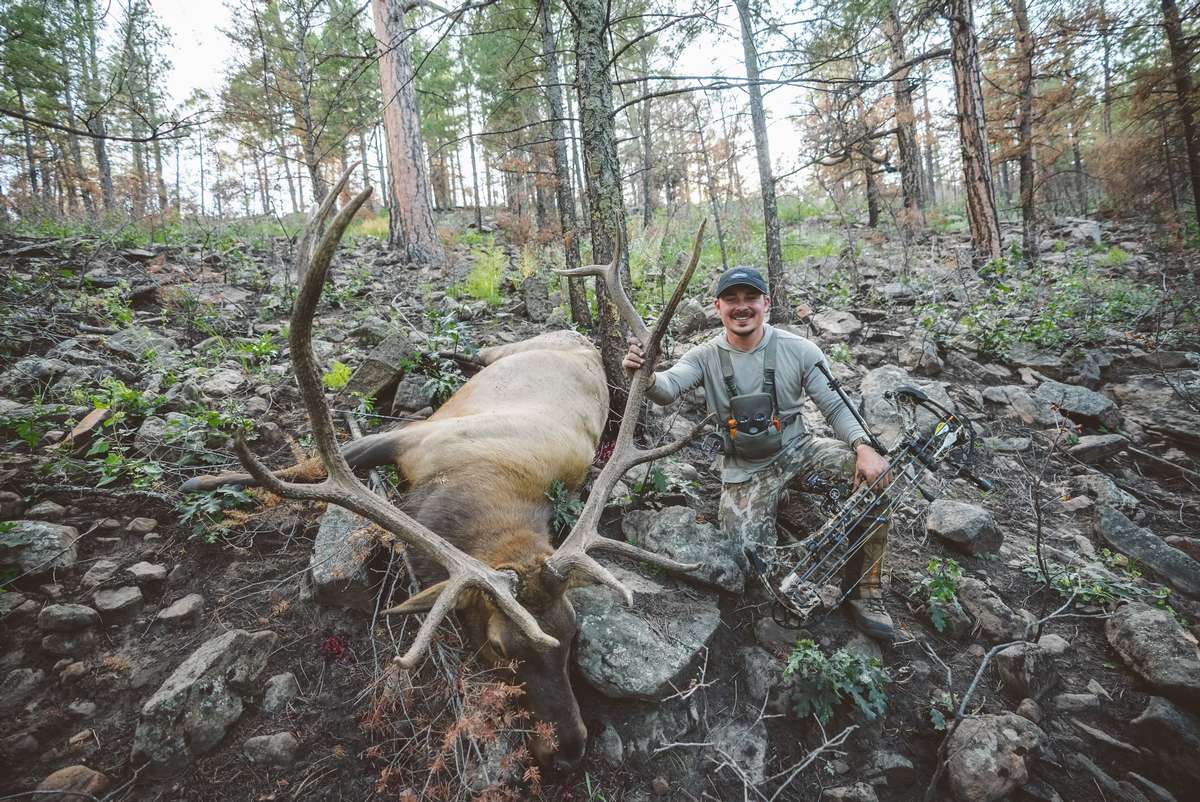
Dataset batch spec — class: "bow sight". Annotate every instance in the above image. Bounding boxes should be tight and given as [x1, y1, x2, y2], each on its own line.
[747, 364, 991, 629]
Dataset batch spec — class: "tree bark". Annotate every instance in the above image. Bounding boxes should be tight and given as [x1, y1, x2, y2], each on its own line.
[1161, 0, 1200, 231]
[733, 0, 788, 319]
[539, 0, 590, 329]
[571, 0, 631, 414]
[692, 101, 729, 271]
[465, 82, 483, 230]
[1013, 0, 1037, 262]
[921, 64, 937, 205]
[947, 0, 1002, 265]
[371, 0, 445, 265]
[885, 0, 925, 229]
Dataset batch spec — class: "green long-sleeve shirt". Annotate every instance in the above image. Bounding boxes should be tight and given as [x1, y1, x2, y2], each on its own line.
[647, 325, 868, 482]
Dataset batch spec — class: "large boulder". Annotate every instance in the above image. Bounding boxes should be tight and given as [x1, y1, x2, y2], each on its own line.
[131, 629, 277, 773]
[570, 564, 720, 700]
[1105, 603, 1200, 704]
[105, 326, 179, 362]
[521, 274, 553, 323]
[957, 578, 1031, 643]
[813, 310, 862, 339]
[1131, 697, 1200, 782]
[1095, 505, 1200, 598]
[994, 640, 1061, 700]
[308, 505, 381, 612]
[37, 604, 101, 633]
[926, 501, 1002, 555]
[0, 521, 79, 575]
[861, 365, 955, 444]
[1034, 380, 1120, 430]
[945, 713, 1045, 802]
[982, 385, 1059, 427]
[36, 766, 110, 797]
[621, 506, 744, 593]
[344, 332, 419, 404]
[705, 718, 769, 786]
[1106, 372, 1200, 448]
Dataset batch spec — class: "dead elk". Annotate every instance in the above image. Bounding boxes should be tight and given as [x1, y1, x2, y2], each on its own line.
[181, 165, 710, 769]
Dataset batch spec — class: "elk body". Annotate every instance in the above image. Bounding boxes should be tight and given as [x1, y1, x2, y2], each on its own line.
[183, 166, 708, 770]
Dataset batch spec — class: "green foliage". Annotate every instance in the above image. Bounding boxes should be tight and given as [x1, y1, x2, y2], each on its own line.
[828, 343, 853, 364]
[545, 479, 583, 540]
[176, 486, 255, 542]
[1025, 553, 1173, 611]
[928, 690, 957, 731]
[630, 465, 669, 497]
[913, 558, 964, 633]
[85, 436, 163, 489]
[421, 357, 464, 406]
[322, 361, 352, 391]
[1099, 246, 1130, 267]
[784, 639, 890, 725]
[235, 332, 278, 366]
[452, 243, 506, 305]
[74, 281, 134, 326]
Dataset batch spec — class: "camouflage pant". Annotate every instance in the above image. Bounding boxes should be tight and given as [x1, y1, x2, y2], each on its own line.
[720, 435, 889, 597]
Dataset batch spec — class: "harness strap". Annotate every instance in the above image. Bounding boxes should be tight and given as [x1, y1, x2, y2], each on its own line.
[716, 332, 780, 413]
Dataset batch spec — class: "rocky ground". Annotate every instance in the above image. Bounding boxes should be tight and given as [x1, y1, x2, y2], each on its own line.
[1, 212, 1198, 802]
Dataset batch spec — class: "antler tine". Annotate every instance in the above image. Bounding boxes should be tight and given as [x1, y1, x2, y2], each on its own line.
[548, 221, 711, 586]
[555, 227, 649, 343]
[234, 163, 559, 664]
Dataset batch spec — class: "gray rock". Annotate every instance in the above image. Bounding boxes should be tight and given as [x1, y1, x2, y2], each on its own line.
[0, 490, 24, 519]
[522, 274, 553, 323]
[1131, 697, 1200, 782]
[1068, 754, 1150, 802]
[0, 521, 79, 575]
[308, 505, 380, 612]
[861, 365, 955, 443]
[1106, 373, 1200, 448]
[156, 593, 204, 626]
[131, 629, 277, 773]
[41, 630, 97, 657]
[813, 310, 862, 338]
[1068, 434, 1127, 463]
[133, 412, 193, 458]
[36, 604, 100, 633]
[126, 517, 157, 534]
[243, 731, 299, 767]
[1062, 218, 1102, 245]
[200, 368, 244, 398]
[35, 765, 110, 797]
[67, 700, 97, 717]
[0, 668, 46, 714]
[1034, 380, 1120, 430]
[570, 565, 720, 700]
[705, 719, 768, 785]
[1127, 772, 1179, 802]
[80, 559, 119, 589]
[93, 586, 144, 620]
[986, 385, 1060, 427]
[621, 506, 744, 593]
[126, 561, 167, 585]
[106, 326, 178, 361]
[737, 647, 780, 708]
[345, 332, 419, 402]
[1069, 474, 1138, 511]
[900, 334, 943, 375]
[823, 783, 880, 802]
[263, 672, 300, 714]
[670, 298, 711, 337]
[593, 723, 623, 768]
[957, 578, 1030, 642]
[1095, 506, 1200, 598]
[1106, 603, 1200, 704]
[0, 590, 29, 619]
[1004, 343, 1068, 378]
[946, 713, 1044, 802]
[1015, 698, 1042, 723]
[863, 751, 915, 787]
[25, 500, 66, 521]
[926, 501, 1002, 555]
[594, 697, 696, 762]
[390, 373, 437, 413]
[995, 642, 1059, 700]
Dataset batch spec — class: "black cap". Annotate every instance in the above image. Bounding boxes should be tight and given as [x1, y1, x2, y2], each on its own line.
[715, 266, 769, 297]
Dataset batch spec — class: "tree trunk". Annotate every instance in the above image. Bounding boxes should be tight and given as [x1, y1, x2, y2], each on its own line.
[1071, 127, 1086, 214]
[14, 86, 39, 196]
[1013, 0, 1037, 262]
[947, 0, 1002, 265]
[921, 65, 937, 205]
[465, 82, 483, 230]
[540, 0, 590, 329]
[566, 85, 589, 223]
[640, 77, 655, 227]
[81, 0, 113, 211]
[733, 0, 788, 319]
[1161, 0, 1200, 231]
[885, 0, 925, 229]
[571, 0, 631, 415]
[371, 0, 445, 265]
[1099, 0, 1113, 137]
[865, 166, 881, 228]
[693, 101, 729, 271]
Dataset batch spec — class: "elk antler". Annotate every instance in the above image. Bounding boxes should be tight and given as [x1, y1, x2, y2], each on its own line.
[548, 221, 714, 600]
[233, 163, 559, 667]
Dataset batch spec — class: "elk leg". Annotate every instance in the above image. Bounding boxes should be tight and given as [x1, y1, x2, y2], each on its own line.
[181, 430, 411, 493]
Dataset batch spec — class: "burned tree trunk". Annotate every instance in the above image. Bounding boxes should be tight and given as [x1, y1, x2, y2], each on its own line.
[1013, 0, 1037, 262]
[371, 0, 445, 265]
[886, 0, 925, 230]
[1161, 0, 1200, 231]
[947, 0, 1002, 265]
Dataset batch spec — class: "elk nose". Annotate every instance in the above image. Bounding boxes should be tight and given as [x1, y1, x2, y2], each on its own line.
[552, 725, 587, 773]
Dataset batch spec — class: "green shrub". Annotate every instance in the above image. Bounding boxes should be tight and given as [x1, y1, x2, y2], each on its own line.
[913, 558, 964, 633]
[453, 243, 506, 305]
[322, 361, 352, 390]
[784, 639, 890, 725]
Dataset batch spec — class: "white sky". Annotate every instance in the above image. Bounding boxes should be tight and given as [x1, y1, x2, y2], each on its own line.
[141, 0, 823, 212]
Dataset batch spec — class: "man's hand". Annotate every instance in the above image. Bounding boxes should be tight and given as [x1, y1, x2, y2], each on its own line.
[854, 443, 892, 489]
[622, 337, 646, 371]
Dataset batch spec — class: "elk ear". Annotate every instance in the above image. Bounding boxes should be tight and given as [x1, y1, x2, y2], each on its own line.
[382, 581, 449, 615]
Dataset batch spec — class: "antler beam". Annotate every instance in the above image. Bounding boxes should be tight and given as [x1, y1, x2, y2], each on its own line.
[549, 221, 714, 598]
[233, 163, 558, 667]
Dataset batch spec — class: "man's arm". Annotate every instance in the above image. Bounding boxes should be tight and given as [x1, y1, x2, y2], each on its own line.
[800, 351, 892, 486]
[623, 338, 705, 405]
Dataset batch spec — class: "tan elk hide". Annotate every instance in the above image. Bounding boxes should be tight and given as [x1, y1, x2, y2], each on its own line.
[181, 165, 709, 769]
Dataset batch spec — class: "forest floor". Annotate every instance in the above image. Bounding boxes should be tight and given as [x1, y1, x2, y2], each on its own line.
[1, 205, 1199, 802]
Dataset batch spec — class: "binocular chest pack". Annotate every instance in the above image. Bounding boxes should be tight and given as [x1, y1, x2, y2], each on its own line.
[718, 336, 784, 460]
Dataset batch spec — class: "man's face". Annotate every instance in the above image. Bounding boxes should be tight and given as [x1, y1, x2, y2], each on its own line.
[714, 286, 770, 338]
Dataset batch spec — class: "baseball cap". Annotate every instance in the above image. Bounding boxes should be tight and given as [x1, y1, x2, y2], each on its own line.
[715, 266, 769, 297]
